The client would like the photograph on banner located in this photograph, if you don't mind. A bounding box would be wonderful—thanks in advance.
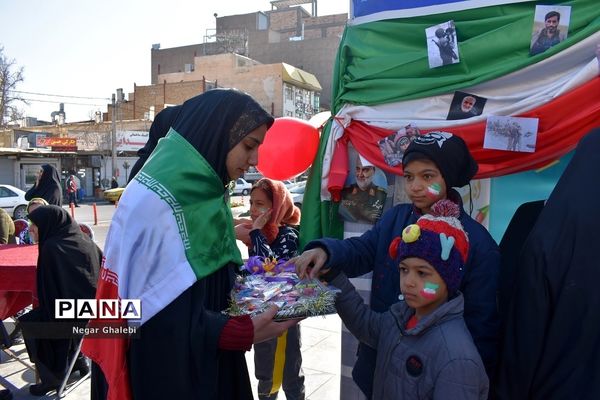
[447,91,487,120]
[530,5,571,56]
[426,20,459,68]
[378,124,421,167]
[455,178,491,229]
[483,115,539,153]
[339,146,388,224]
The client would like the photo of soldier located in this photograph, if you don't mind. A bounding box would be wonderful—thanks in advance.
[530,6,571,56]
[426,20,460,68]
[378,124,420,167]
[339,153,388,224]
[483,115,539,153]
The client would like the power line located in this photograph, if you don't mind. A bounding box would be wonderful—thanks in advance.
[19,97,106,107]
[9,90,110,101]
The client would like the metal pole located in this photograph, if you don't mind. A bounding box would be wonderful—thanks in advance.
[111,93,117,178]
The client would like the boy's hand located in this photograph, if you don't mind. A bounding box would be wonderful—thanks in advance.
[289,248,328,279]
[251,305,302,344]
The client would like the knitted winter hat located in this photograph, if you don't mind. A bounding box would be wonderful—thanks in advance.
[388,200,469,294]
[402,131,478,188]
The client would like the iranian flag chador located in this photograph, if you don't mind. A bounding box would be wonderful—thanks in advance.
[82,129,242,400]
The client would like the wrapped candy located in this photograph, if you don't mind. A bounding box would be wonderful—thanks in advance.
[226,256,340,320]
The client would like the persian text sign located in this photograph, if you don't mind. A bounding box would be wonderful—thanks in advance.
[36,137,77,147]
[116,131,149,152]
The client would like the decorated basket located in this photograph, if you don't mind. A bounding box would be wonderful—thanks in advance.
[225,256,340,321]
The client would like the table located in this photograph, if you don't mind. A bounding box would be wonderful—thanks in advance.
[0,244,38,320]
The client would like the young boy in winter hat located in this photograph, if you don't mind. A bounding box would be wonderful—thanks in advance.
[322,199,489,399]
[295,132,500,398]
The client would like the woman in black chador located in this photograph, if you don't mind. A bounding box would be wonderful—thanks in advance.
[25,164,63,206]
[497,127,600,399]
[20,205,101,396]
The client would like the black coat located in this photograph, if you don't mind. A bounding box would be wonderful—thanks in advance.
[20,206,101,385]
[25,164,63,206]
[497,127,600,399]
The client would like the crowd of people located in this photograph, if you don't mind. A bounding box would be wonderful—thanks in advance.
[1,88,598,400]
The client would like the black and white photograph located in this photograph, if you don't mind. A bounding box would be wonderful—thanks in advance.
[483,115,539,153]
[447,91,487,120]
[530,5,571,56]
[426,20,459,68]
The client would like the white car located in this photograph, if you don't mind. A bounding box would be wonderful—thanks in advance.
[0,184,28,219]
[232,178,252,196]
[289,182,306,209]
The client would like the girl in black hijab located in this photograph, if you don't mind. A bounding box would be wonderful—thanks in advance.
[25,164,63,206]
[86,89,299,400]
[497,127,600,399]
[20,205,101,396]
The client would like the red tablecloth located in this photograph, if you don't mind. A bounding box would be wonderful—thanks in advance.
[0,244,38,320]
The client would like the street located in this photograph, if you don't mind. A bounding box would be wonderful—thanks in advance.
[1,196,341,399]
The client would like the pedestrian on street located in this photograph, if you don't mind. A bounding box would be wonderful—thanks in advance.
[66,174,79,207]
[24,164,62,206]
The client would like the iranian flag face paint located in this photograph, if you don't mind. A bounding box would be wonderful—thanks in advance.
[426,183,442,199]
[420,282,439,299]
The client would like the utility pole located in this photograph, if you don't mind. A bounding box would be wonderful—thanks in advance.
[111,93,117,177]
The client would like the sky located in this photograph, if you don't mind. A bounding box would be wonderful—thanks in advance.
[0,0,349,123]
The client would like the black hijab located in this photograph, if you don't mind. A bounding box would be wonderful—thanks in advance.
[171,88,274,184]
[126,89,271,400]
[25,164,63,206]
[28,205,101,320]
[497,127,600,399]
[128,104,182,183]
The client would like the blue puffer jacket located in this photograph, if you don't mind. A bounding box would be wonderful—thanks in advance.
[305,191,500,397]
[331,273,489,400]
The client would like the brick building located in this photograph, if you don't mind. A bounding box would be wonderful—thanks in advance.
[150,0,346,109]
[106,53,321,122]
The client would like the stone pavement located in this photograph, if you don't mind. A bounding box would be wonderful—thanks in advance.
[0,200,342,399]
[1,315,341,399]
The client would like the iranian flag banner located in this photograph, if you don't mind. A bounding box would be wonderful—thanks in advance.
[82,129,241,400]
[300,0,600,246]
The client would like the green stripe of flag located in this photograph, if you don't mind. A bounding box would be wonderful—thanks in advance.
[137,129,242,279]
[333,0,600,113]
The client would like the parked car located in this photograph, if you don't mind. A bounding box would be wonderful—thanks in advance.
[0,184,28,219]
[103,187,125,203]
[289,182,306,209]
[232,178,252,196]
[243,167,263,183]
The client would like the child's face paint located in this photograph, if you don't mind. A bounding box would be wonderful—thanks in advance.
[426,183,442,199]
[420,282,439,299]
[399,257,449,319]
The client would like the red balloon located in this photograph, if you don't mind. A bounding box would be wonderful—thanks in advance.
[257,117,320,180]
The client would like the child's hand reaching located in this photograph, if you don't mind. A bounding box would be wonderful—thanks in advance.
[252,208,272,230]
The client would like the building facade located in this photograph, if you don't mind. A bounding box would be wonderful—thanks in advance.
[150,3,345,109]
